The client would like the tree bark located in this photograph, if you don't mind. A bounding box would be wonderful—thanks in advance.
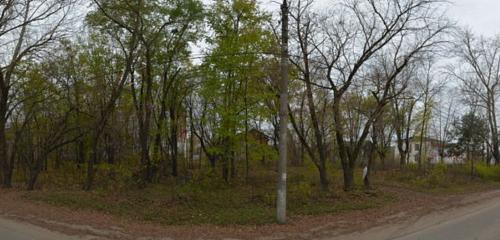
[488,96,500,165]
[0,100,11,188]
[169,106,178,177]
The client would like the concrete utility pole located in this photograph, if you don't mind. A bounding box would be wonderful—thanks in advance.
[277,0,289,224]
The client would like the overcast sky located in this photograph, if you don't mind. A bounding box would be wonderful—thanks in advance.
[259,0,500,37]
[448,0,500,36]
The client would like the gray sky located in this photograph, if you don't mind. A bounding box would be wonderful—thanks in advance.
[448,0,500,37]
[260,0,500,37]
[78,0,500,38]
[196,0,500,62]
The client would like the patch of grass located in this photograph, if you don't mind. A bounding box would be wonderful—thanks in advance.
[476,163,500,181]
[290,191,394,216]
[24,160,494,226]
[24,165,395,226]
[25,186,393,225]
[24,184,277,225]
[381,164,500,194]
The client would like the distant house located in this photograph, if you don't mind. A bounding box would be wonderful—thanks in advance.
[393,137,465,165]
[248,129,271,146]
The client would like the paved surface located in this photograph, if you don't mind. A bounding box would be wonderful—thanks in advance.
[332,193,500,240]
[393,199,500,240]
[0,217,79,240]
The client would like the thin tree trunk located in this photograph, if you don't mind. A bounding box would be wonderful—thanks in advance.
[334,96,354,191]
[170,106,178,177]
[366,125,378,190]
[0,115,11,188]
[418,98,429,170]
[189,106,194,169]
[294,4,329,190]
[84,134,98,191]
[489,98,500,165]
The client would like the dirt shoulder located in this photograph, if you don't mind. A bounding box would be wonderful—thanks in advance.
[2,185,500,240]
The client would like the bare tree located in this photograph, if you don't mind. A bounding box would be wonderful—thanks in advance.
[431,89,458,163]
[391,79,418,168]
[0,0,73,188]
[314,0,449,190]
[288,0,331,190]
[83,0,141,190]
[415,58,445,169]
[451,30,500,165]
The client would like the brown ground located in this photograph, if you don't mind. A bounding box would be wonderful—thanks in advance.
[2,185,500,240]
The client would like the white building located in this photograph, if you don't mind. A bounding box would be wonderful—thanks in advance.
[393,137,465,165]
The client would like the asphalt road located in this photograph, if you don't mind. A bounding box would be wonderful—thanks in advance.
[393,198,500,240]
[332,191,500,240]
[0,217,78,240]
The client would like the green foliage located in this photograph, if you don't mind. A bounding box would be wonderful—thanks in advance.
[36,163,86,190]
[94,163,135,190]
[422,163,448,188]
[198,0,276,161]
[289,181,314,203]
[390,163,448,189]
[452,112,489,156]
[387,163,498,193]
[476,163,500,181]
[4,0,494,229]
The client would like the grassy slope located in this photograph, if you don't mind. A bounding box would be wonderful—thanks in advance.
[21,162,500,225]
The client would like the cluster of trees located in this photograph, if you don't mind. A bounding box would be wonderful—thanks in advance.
[449,31,500,166]
[0,0,498,193]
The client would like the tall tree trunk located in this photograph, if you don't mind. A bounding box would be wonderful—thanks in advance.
[342,161,354,191]
[304,78,329,189]
[396,137,407,168]
[294,5,329,190]
[189,105,194,170]
[488,97,500,165]
[366,125,378,190]
[334,96,354,191]
[289,107,326,189]
[138,122,152,182]
[132,46,154,183]
[230,153,236,178]
[27,154,47,191]
[105,133,115,164]
[222,154,229,183]
[244,75,250,180]
[153,109,166,170]
[0,2,29,188]
[418,99,429,170]
[169,106,178,177]
[84,134,98,191]
[0,108,11,188]
[318,161,328,191]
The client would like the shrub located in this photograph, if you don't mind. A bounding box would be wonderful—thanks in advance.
[397,163,449,189]
[405,163,419,171]
[476,163,500,181]
[94,163,134,190]
[425,163,447,187]
[289,181,314,203]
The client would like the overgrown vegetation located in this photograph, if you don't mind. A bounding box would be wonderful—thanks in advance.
[476,163,500,182]
[384,163,500,194]
[2,0,500,226]
[25,163,395,225]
